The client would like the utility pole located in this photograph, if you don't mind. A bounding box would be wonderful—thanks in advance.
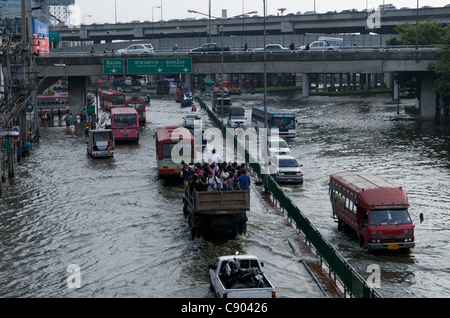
[264,0,269,193]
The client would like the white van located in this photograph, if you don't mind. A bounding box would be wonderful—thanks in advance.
[268,138,291,156]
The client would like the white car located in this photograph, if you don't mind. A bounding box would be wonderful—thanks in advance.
[252,44,290,53]
[270,155,303,183]
[268,138,291,156]
[117,44,155,55]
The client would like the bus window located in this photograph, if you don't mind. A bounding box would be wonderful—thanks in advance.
[271,117,295,129]
[113,114,137,127]
[162,143,193,158]
[369,210,412,226]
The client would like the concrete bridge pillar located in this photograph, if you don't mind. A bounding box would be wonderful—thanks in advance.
[361,73,367,86]
[420,71,436,119]
[185,74,192,92]
[68,76,88,117]
[302,73,309,97]
[330,73,335,88]
[315,74,319,92]
[384,73,393,88]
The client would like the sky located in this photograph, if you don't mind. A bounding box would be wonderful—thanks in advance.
[71,0,450,25]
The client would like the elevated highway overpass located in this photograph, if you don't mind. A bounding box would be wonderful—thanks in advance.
[36,49,439,76]
[35,49,440,118]
[52,7,450,45]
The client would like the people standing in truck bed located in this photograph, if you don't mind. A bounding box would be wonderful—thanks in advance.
[238,169,251,190]
[187,161,249,193]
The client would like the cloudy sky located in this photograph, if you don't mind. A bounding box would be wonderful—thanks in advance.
[71,0,450,24]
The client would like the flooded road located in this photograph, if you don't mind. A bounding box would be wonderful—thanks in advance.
[1,89,449,298]
[239,91,450,298]
[0,93,324,298]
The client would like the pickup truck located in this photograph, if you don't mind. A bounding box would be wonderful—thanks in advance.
[299,37,343,51]
[183,187,249,239]
[182,114,201,129]
[190,43,231,52]
[209,254,276,298]
[87,129,115,158]
[180,92,193,107]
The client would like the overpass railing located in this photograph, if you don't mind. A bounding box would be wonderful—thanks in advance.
[44,45,438,57]
[197,97,382,299]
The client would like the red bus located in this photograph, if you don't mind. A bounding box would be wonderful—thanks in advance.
[37,93,69,114]
[92,80,112,93]
[329,171,415,252]
[111,107,139,141]
[124,96,146,122]
[155,126,196,178]
[100,90,126,110]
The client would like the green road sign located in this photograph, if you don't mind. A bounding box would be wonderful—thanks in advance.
[127,58,192,74]
[49,31,60,42]
[84,105,95,114]
[103,58,124,75]
[1,137,10,153]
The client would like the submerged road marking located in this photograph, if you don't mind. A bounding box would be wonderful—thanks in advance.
[290,259,317,297]
[251,186,317,297]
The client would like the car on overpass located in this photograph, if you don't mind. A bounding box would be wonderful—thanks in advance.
[253,44,290,53]
[299,37,343,51]
[117,44,155,56]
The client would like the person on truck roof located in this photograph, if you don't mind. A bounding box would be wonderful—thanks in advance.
[209,149,221,163]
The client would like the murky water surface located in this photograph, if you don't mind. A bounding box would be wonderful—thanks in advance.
[0,90,448,298]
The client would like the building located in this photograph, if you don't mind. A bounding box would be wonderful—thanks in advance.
[0,0,75,26]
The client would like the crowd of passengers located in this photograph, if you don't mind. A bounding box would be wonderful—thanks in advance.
[182,161,251,192]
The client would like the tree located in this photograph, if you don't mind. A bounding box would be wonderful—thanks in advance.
[385,18,450,46]
[428,34,450,109]
[386,19,450,101]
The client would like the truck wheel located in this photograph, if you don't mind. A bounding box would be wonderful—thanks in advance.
[337,219,343,232]
[188,216,196,240]
[238,223,247,236]
[183,203,188,217]
[359,236,365,248]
